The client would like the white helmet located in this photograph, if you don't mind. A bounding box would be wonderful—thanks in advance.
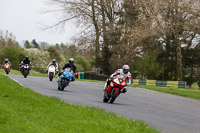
[122,65,130,74]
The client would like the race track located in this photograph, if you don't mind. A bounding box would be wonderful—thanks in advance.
[8,74,200,133]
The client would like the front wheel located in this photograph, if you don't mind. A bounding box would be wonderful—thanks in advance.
[103,91,109,103]
[109,89,119,104]
[6,70,9,74]
[23,70,29,78]
[49,72,54,81]
[61,79,69,91]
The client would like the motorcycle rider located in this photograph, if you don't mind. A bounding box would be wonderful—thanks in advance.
[3,59,11,65]
[103,65,131,93]
[47,59,59,73]
[23,56,31,65]
[58,58,76,81]
[20,56,32,71]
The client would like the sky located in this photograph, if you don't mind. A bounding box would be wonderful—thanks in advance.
[0,0,79,46]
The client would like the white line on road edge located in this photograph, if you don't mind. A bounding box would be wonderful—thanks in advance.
[5,74,24,87]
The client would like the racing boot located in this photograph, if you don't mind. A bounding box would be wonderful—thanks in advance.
[122,87,127,93]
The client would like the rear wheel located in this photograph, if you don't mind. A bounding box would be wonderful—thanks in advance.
[109,89,119,104]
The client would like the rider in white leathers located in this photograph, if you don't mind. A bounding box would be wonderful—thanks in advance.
[47,59,59,73]
[104,65,131,93]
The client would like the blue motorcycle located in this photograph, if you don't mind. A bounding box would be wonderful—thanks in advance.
[58,68,73,91]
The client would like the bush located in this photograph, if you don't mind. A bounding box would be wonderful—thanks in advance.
[75,56,91,71]
[0,46,27,69]
[26,48,51,73]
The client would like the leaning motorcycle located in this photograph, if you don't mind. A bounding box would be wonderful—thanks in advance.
[103,75,127,104]
[58,68,73,91]
[48,65,56,81]
[21,64,30,78]
[4,63,11,74]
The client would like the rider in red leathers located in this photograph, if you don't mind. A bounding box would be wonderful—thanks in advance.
[103,65,131,93]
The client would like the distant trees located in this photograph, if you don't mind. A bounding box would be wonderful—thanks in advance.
[0,30,19,49]
[24,40,31,49]
[32,0,200,84]
[31,39,40,49]
[0,46,27,69]
[47,46,64,62]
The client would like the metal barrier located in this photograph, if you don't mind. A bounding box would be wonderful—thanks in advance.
[132,79,186,89]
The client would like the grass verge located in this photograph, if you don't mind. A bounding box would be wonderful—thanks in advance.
[0,69,49,77]
[130,84,200,100]
[0,74,159,133]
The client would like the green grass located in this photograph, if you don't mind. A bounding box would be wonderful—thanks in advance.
[130,84,200,100]
[0,69,52,77]
[76,78,105,83]
[0,74,159,133]
[0,69,47,77]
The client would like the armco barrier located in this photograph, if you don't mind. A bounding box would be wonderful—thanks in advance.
[77,72,108,81]
[76,73,186,89]
[133,79,186,89]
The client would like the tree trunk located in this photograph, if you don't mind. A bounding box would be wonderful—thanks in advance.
[176,39,182,81]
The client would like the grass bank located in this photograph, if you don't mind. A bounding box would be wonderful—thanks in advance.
[130,84,200,100]
[0,69,48,77]
[0,74,159,133]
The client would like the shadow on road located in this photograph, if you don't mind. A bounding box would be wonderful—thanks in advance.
[96,101,132,106]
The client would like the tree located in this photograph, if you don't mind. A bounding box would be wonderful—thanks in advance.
[24,40,32,49]
[75,55,91,71]
[47,46,64,62]
[31,39,40,49]
[136,50,163,79]
[0,46,27,69]
[0,29,19,49]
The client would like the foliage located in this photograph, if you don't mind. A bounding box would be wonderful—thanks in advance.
[47,46,64,62]
[47,0,200,83]
[24,40,32,49]
[136,50,163,79]
[0,29,19,49]
[0,46,27,69]
[26,48,51,73]
[75,55,91,72]
[31,39,40,49]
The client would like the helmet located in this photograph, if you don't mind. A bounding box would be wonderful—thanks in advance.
[52,59,56,64]
[5,59,8,62]
[69,58,74,64]
[122,65,130,74]
[25,56,29,60]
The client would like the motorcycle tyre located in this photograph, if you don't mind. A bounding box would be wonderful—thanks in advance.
[61,79,69,91]
[49,73,54,81]
[109,89,119,104]
[103,92,109,103]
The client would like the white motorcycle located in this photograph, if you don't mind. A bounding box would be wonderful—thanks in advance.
[48,65,56,81]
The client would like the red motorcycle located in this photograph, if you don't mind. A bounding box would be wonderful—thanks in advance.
[4,63,11,74]
[103,75,127,103]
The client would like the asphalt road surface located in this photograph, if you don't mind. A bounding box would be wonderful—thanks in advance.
[8,74,200,133]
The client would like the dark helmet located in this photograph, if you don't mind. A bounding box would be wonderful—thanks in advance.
[52,59,56,64]
[69,58,74,64]
[25,56,29,60]
[122,65,130,74]
[5,59,8,62]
